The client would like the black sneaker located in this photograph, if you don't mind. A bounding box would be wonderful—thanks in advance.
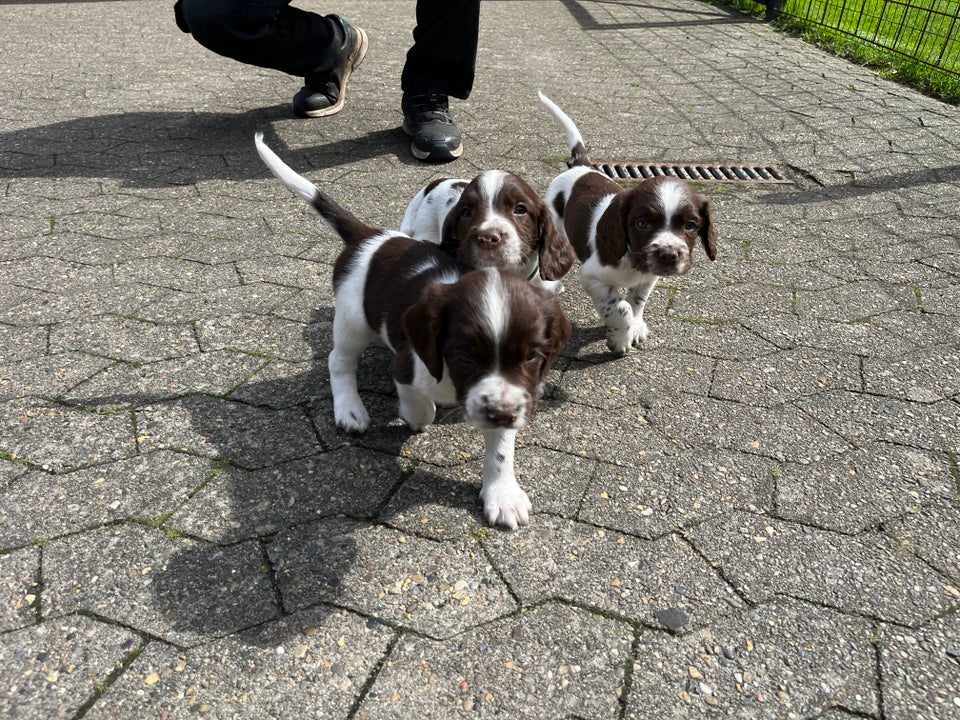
[401,92,464,162]
[293,16,368,118]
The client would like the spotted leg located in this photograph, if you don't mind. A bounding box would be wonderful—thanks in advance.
[478,428,530,530]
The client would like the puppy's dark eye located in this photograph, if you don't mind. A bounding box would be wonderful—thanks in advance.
[524,350,544,366]
[451,348,475,366]
[460,207,473,219]
[637,219,650,230]
[514,203,528,215]
[684,220,698,232]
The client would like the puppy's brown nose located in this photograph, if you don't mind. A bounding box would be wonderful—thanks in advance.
[476,230,502,247]
[657,247,680,263]
[486,406,519,426]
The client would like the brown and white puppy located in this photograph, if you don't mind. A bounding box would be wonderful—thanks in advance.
[255,134,571,529]
[399,171,576,294]
[539,92,717,355]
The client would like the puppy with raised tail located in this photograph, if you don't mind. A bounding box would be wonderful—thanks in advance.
[539,92,717,355]
[254,134,571,529]
[399,171,575,294]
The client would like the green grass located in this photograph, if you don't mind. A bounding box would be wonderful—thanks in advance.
[720,0,960,103]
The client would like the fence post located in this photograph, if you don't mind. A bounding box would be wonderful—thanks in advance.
[765,0,786,21]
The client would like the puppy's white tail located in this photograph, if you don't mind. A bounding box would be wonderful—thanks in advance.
[254,132,373,244]
[538,91,592,168]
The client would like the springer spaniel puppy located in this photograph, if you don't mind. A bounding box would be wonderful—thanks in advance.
[255,134,571,529]
[539,92,718,355]
[399,171,575,294]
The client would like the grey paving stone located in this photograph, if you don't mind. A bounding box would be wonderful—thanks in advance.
[196,312,318,362]
[0,451,215,547]
[268,518,517,639]
[796,390,960,453]
[1,277,168,327]
[0,398,136,472]
[711,347,862,408]
[383,446,597,540]
[560,350,715,410]
[626,598,878,718]
[794,280,918,322]
[918,278,960,317]
[380,464,490,541]
[43,523,279,647]
[0,547,38,631]
[485,516,737,630]
[872,310,960,350]
[0,323,47,364]
[49,315,199,363]
[670,281,798,323]
[114,255,241,293]
[135,396,322,469]
[133,281,299,324]
[775,444,955,532]
[235,254,334,289]
[515,397,680,466]
[0,615,141,719]
[87,607,394,720]
[742,312,922,358]
[686,511,956,626]
[227,358,330,408]
[169,447,407,543]
[580,450,774,539]
[646,393,852,464]
[653,318,784,362]
[862,345,960,402]
[885,504,960,582]
[355,603,632,720]
[64,350,268,410]
[0,351,111,402]
[879,612,960,720]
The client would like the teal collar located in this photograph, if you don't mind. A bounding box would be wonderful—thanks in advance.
[524,257,541,281]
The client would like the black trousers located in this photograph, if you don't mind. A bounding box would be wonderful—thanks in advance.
[175,0,480,99]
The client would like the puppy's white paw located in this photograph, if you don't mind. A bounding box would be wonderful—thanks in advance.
[480,482,531,530]
[631,318,649,346]
[397,384,436,432]
[606,326,633,356]
[400,402,435,432]
[333,398,370,433]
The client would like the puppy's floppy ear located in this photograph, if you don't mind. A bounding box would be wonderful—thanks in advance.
[698,196,718,261]
[438,202,462,258]
[536,205,576,281]
[592,194,630,266]
[401,285,448,381]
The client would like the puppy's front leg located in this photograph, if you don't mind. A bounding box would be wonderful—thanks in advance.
[581,275,633,355]
[479,428,530,530]
[396,382,436,431]
[627,274,660,347]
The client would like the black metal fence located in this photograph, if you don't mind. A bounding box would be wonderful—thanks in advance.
[757,0,959,79]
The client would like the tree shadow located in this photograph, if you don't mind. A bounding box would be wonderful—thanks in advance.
[69,305,501,647]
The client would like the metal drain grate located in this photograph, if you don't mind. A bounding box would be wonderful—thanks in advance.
[593,162,792,184]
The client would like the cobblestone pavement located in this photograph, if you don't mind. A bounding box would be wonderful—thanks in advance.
[2,1,959,718]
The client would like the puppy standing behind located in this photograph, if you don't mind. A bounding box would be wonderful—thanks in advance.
[399,171,576,294]
[539,92,717,355]
[254,134,571,529]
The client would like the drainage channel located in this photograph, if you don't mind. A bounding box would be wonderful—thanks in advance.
[593,162,792,184]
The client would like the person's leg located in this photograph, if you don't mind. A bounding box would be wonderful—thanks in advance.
[401,0,479,99]
[400,0,481,162]
[176,0,367,117]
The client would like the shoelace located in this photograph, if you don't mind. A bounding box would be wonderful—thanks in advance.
[405,93,455,125]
